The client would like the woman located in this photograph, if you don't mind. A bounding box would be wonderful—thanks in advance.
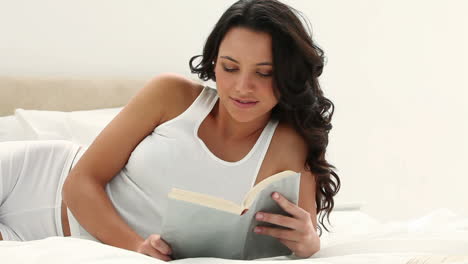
[0,0,340,260]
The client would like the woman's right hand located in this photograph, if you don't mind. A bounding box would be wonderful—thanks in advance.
[136,234,173,261]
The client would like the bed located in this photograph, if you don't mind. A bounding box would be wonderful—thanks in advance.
[1,76,467,263]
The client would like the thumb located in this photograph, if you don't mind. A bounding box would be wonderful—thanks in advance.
[150,236,172,255]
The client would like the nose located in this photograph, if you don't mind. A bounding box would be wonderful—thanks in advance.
[235,72,254,95]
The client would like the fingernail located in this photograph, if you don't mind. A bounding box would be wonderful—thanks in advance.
[273,192,279,199]
[256,213,263,220]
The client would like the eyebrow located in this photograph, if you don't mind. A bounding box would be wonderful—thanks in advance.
[220,55,272,66]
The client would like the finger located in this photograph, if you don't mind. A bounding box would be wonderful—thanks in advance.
[143,247,172,261]
[254,226,301,242]
[255,212,301,230]
[150,237,173,256]
[271,192,308,220]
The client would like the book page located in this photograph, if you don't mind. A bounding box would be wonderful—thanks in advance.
[167,170,299,215]
[242,170,299,209]
[168,188,243,214]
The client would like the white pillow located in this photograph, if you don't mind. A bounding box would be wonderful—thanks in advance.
[0,115,36,142]
[14,107,122,146]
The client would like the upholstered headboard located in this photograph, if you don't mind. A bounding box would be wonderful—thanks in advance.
[0,76,147,116]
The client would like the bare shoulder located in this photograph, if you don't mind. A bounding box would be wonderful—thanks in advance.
[144,73,204,123]
[270,122,309,172]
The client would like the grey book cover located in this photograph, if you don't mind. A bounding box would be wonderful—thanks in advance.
[160,171,301,260]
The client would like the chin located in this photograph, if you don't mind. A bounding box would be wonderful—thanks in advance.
[224,107,251,122]
[230,113,256,123]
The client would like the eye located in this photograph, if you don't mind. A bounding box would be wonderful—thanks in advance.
[223,66,238,72]
[257,71,272,78]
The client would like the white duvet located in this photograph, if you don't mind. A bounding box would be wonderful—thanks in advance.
[1,109,468,263]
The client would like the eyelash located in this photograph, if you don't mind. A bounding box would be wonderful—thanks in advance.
[222,66,272,78]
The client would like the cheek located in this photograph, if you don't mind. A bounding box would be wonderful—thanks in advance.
[215,67,232,86]
[214,69,232,99]
[216,69,233,83]
[260,81,277,100]
[267,89,279,109]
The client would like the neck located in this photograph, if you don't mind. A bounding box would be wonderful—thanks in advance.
[211,101,271,142]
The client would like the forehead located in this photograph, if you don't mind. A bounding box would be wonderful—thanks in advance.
[218,27,272,63]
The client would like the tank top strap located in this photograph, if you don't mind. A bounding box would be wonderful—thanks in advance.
[154,85,217,131]
[186,86,218,125]
[249,118,280,187]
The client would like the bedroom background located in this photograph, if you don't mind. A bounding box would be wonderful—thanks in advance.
[0,0,466,223]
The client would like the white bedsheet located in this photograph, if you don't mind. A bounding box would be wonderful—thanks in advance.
[1,209,467,263]
[0,237,451,264]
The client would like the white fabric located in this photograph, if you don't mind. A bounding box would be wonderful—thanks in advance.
[13,107,122,146]
[0,140,81,241]
[68,86,280,241]
[1,209,468,263]
[0,223,20,241]
[0,115,32,142]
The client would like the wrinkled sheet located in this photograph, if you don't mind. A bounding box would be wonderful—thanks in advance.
[1,209,467,264]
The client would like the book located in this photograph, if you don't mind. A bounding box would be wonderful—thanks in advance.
[160,170,301,260]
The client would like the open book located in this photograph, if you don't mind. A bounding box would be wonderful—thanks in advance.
[161,170,301,260]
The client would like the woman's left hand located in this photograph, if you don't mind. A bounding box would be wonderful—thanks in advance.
[253,192,320,258]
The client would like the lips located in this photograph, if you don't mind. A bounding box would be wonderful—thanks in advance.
[230,97,259,108]
[231,97,258,104]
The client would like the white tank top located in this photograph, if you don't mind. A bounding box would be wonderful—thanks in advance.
[68,85,279,240]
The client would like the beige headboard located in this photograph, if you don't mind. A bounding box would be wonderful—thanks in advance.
[0,76,147,116]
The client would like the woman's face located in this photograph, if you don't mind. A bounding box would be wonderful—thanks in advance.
[214,27,278,123]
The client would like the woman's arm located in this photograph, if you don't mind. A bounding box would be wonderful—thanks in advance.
[62,73,190,253]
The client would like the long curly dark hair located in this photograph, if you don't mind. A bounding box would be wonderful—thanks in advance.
[189,0,340,235]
